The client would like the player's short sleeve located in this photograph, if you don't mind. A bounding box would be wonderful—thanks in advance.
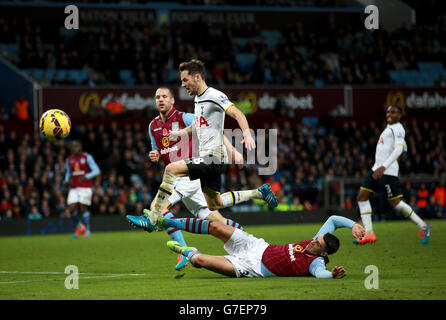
[182,113,194,127]
[148,120,158,151]
[214,91,234,112]
[393,124,407,151]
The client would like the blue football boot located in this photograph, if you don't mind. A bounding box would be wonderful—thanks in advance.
[126,211,156,233]
[258,184,278,208]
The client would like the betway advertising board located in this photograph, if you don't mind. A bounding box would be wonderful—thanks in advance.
[41,87,344,117]
[41,86,446,123]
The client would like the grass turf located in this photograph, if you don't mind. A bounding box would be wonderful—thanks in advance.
[0,219,445,300]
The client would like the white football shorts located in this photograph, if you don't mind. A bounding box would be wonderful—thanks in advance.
[223,228,270,278]
[67,187,93,206]
[169,176,212,220]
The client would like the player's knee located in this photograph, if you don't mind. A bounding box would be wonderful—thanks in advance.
[389,198,401,208]
[165,163,175,174]
[207,221,224,234]
[357,193,368,202]
[190,254,204,268]
[207,203,220,211]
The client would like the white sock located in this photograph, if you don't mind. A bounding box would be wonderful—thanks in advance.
[394,201,427,230]
[358,200,374,234]
[152,171,176,217]
[220,190,262,208]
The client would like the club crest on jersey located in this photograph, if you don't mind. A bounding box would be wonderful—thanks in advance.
[162,137,170,147]
[219,95,229,103]
[293,244,303,252]
[80,158,85,164]
[162,128,168,136]
[172,122,179,131]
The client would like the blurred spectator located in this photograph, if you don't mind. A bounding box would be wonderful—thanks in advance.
[342,195,353,210]
[416,183,430,218]
[106,95,125,116]
[0,107,10,120]
[12,95,29,120]
[27,206,43,220]
[431,181,446,218]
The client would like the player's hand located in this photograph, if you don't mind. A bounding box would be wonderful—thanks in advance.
[331,266,346,279]
[233,148,244,169]
[352,223,365,239]
[372,166,386,179]
[241,132,256,151]
[149,150,160,162]
[168,130,181,141]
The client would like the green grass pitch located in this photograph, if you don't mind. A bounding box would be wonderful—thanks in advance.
[1,219,445,300]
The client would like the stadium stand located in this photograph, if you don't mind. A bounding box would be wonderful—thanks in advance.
[0,0,445,87]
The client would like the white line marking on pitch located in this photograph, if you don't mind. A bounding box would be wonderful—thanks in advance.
[0,271,146,284]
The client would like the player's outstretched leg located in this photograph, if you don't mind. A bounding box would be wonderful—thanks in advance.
[167,241,199,259]
[161,211,190,270]
[157,216,211,234]
[219,184,278,209]
[392,199,431,244]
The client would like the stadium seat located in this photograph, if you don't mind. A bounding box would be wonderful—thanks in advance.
[302,117,318,129]
[0,42,19,59]
[260,30,282,49]
[235,53,257,73]
[119,69,134,85]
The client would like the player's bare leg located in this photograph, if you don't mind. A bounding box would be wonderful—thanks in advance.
[202,187,223,211]
[187,254,236,277]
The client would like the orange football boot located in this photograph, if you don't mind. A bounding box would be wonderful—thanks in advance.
[74,224,86,238]
[353,233,377,244]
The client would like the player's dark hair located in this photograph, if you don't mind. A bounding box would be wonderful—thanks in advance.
[71,140,82,149]
[388,104,404,115]
[323,233,340,255]
[179,59,205,79]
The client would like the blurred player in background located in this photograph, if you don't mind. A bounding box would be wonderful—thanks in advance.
[131,86,276,270]
[142,59,277,226]
[64,140,100,238]
[135,214,365,279]
[355,105,431,244]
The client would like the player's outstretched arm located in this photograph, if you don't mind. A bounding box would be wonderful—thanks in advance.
[313,215,365,240]
[168,124,192,141]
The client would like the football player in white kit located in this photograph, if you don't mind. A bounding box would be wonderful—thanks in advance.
[144,87,274,270]
[127,59,278,230]
[355,105,431,244]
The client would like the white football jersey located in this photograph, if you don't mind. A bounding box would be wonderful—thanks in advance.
[193,87,234,163]
[372,122,407,176]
